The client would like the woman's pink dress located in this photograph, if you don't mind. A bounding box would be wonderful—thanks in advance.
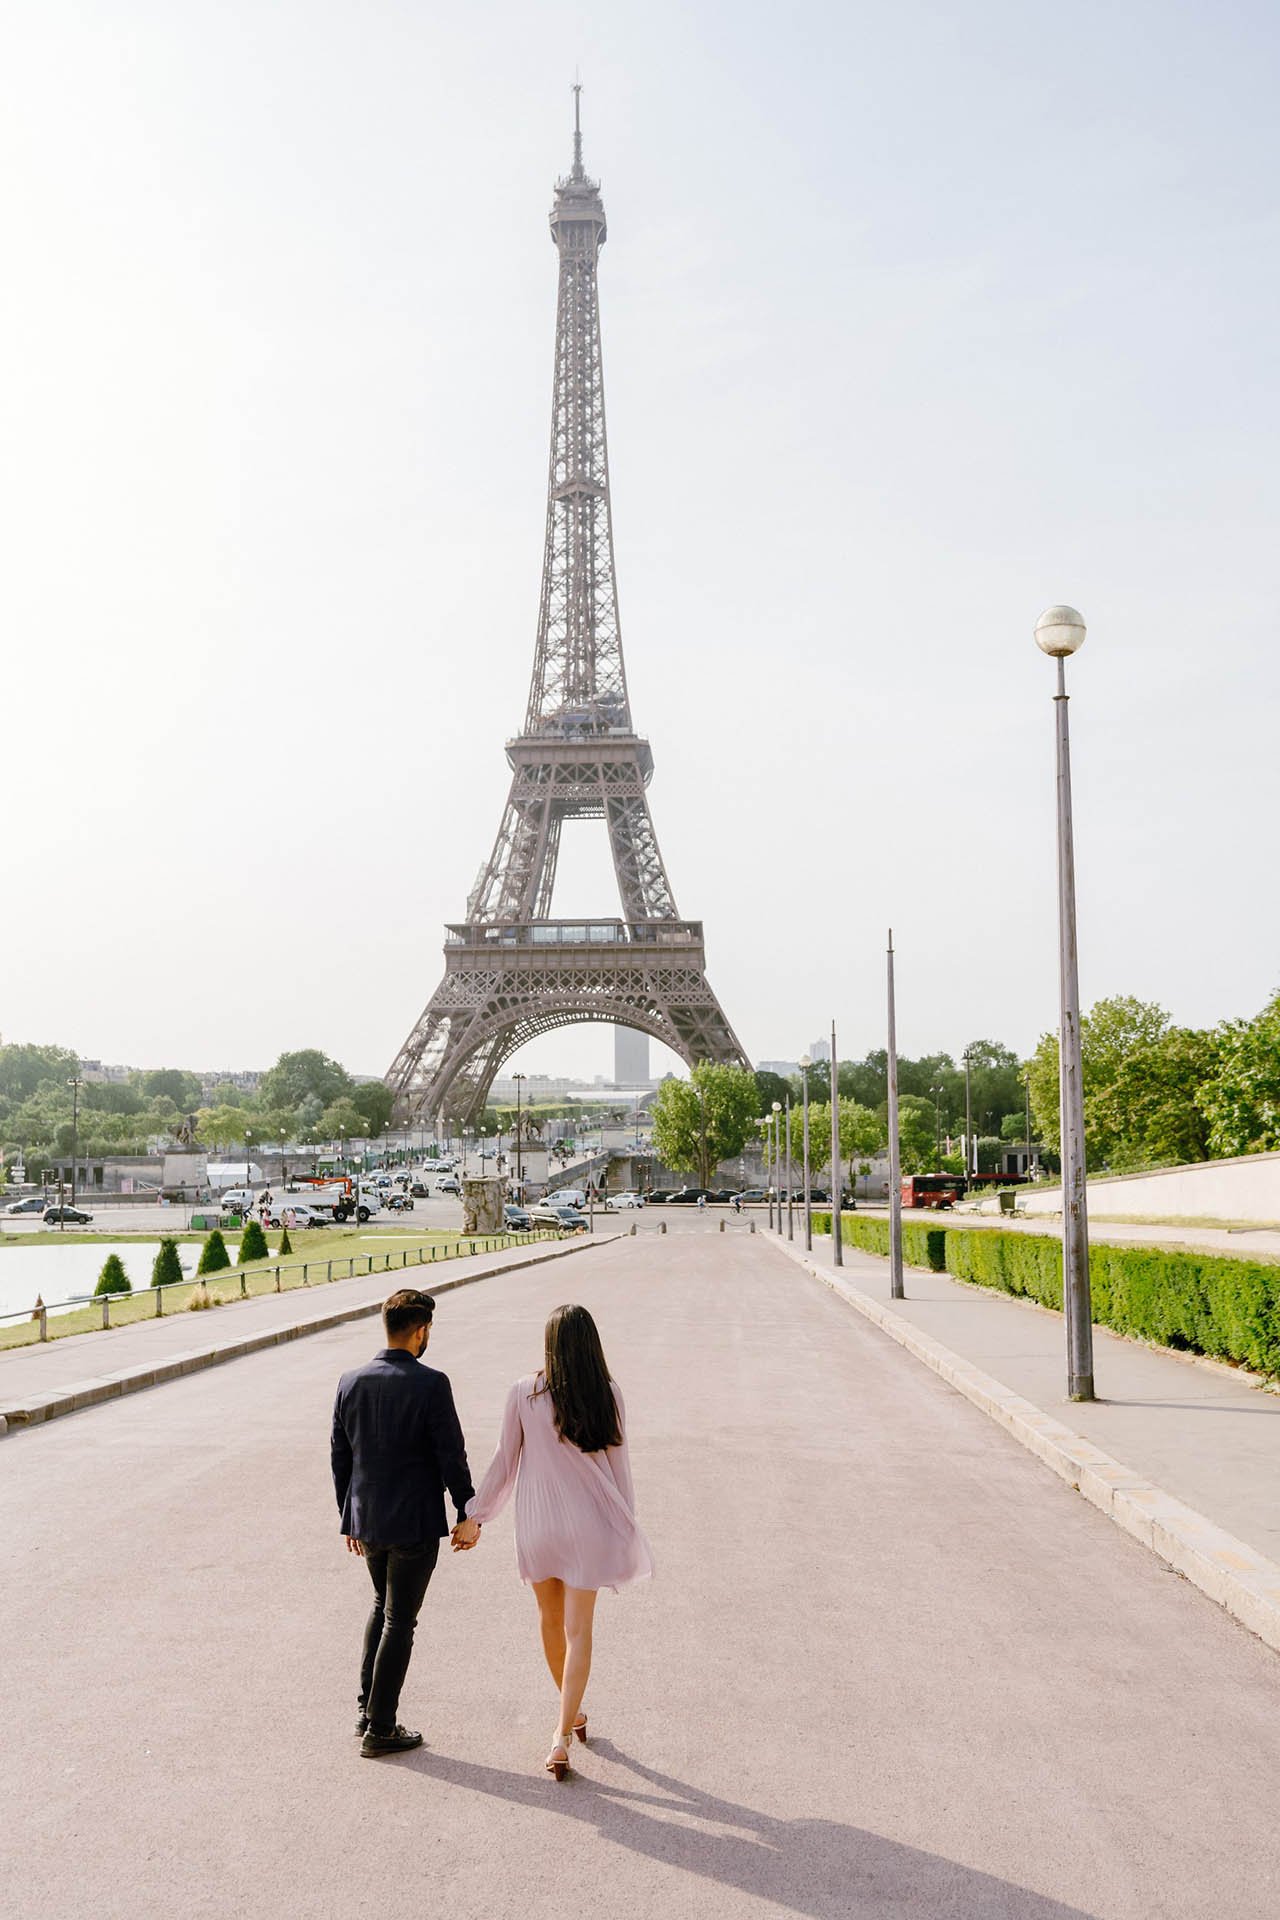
[466,1374,653,1591]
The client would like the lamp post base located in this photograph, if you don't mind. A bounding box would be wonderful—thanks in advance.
[1068,1374,1095,1402]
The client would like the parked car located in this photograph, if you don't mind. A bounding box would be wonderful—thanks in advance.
[647,1189,675,1203]
[42,1205,94,1225]
[529,1203,589,1232]
[604,1191,644,1211]
[504,1204,533,1231]
[734,1189,768,1205]
[667,1188,712,1205]
[5,1195,48,1215]
[436,1175,461,1196]
[268,1202,329,1230]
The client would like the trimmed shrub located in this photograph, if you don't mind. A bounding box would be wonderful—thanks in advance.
[238,1218,269,1263]
[813,1212,947,1273]
[94,1253,131,1296]
[198,1228,231,1276]
[811,1212,1280,1378]
[277,1225,293,1256]
[152,1238,185,1288]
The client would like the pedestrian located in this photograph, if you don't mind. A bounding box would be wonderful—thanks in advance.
[331,1288,475,1757]
[452,1303,651,1782]
[697,1191,706,1213]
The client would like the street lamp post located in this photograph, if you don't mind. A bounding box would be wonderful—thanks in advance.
[770,1101,782,1231]
[930,1083,944,1170]
[887,929,904,1299]
[963,1048,974,1183]
[798,1054,813,1252]
[784,1095,794,1241]
[67,1075,81,1210]
[1024,1069,1034,1180]
[1036,603,1094,1401]
[830,1019,842,1268]
[513,1073,526,1200]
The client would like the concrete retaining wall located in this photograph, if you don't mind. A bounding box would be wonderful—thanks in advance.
[1011,1149,1280,1223]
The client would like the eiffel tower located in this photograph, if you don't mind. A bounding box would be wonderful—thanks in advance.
[386,92,747,1129]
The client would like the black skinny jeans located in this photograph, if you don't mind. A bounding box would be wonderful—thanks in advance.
[359,1538,441,1733]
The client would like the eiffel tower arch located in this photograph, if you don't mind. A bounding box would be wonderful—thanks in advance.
[386,93,747,1129]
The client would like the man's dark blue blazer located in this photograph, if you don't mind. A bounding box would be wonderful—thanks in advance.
[331,1349,476,1548]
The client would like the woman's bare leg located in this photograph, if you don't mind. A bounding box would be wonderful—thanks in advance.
[556,1586,598,1743]
[532,1578,566,1688]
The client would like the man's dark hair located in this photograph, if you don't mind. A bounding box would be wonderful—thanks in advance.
[382,1288,436,1339]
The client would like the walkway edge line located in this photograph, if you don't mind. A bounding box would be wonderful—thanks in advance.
[769,1232,1280,1656]
[0,1235,615,1437]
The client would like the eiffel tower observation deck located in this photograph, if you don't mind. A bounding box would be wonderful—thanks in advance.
[386,91,747,1128]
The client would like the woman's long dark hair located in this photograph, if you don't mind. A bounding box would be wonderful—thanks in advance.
[538,1304,622,1454]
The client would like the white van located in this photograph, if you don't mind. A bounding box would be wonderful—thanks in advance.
[553,1189,587,1209]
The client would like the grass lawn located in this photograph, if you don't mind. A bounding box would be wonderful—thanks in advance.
[0,1225,554,1352]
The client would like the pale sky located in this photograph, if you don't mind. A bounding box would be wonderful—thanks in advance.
[2,0,1278,1083]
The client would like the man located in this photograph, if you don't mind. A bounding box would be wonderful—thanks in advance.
[331,1288,475,1757]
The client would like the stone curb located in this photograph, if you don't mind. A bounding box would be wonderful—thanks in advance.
[0,1234,615,1438]
[768,1231,1280,1656]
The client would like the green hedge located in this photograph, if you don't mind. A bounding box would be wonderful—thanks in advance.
[812,1211,1280,1377]
[812,1212,947,1273]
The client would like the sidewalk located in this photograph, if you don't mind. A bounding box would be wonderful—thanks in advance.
[0,1233,613,1431]
[773,1225,1280,1648]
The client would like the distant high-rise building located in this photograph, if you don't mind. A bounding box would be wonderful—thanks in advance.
[614,1025,649,1085]
[809,1038,831,1063]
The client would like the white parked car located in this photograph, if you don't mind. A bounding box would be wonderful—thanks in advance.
[268,1202,330,1230]
[605,1191,645,1210]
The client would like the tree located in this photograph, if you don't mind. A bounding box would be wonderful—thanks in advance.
[753,1070,791,1116]
[321,1098,367,1142]
[788,1099,885,1185]
[238,1219,269,1263]
[278,1225,293,1256]
[351,1080,394,1137]
[259,1050,353,1112]
[197,1229,231,1275]
[196,1105,253,1149]
[1198,992,1280,1158]
[1091,1026,1218,1170]
[139,1068,204,1110]
[94,1252,131,1296]
[152,1239,185,1288]
[896,1096,938,1174]
[651,1063,760,1188]
[1028,996,1172,1165]
[0,1042,79,1107]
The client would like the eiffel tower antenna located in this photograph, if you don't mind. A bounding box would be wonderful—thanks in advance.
[385,108,747,1131]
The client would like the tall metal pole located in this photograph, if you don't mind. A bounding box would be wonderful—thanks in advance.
[800,1061,812,1252]
[785,1096,794,1241]
[1025,1070,1033,1180]
[514,1073,525,1198]
[887,930,904,1299]
[1053,648,1094,1399]
[771,1103,782,1230]
[68,1075,81,1207]
[963,1050,973,1183]
[830,1019,843,1267]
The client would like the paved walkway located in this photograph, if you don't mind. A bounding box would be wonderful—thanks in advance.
[798,1223,1280,1563]
[4,1232,1280,1917]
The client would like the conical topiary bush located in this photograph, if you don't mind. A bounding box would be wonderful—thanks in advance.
[198,1228,231,1275]
[94,1253,131,1296]
[152,1238,185,1288]
[277,1225,293,1256]
[238,1218,269,1263]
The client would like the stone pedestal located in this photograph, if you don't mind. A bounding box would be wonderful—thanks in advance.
[463,1176,504,1235]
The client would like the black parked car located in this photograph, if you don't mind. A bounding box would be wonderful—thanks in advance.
[504,1204,532,1231]
[42,1205,94,1225]
[667,1188,713,1205]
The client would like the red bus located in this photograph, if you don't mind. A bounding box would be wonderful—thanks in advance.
[901,1174,966,1210]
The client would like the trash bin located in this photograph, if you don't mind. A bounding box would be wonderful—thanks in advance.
[998,1189,1017,1216]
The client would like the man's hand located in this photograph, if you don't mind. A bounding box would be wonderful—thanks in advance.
[345,1536,365,1557]
[451,1518,481,1551]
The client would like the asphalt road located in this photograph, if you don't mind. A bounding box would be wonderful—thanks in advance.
[3,1232,1279,1919]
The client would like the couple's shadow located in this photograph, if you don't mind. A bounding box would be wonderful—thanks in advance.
[403,1736,1096,1919]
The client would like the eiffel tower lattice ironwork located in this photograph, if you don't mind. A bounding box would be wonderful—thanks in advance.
[386,93,748,1129]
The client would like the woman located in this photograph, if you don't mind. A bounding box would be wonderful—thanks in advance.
[454,1303,652,1780]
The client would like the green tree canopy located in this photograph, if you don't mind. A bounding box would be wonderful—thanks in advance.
[196,1105,254,1149]
[259,1050,353,1112]
[322,1098,368,1143]
[753,1070,792,1116]
[351,1080,394,1136]
[1198,991,1280,1158]
[651,1063,760,1188]
[138,1068,204,1110]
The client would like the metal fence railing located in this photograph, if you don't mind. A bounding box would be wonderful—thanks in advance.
[0,1230,562,1350]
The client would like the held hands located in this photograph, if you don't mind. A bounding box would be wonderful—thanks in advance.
[451,1517,482,1552]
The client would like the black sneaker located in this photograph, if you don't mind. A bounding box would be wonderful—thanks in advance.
[360,1724,423,1757]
